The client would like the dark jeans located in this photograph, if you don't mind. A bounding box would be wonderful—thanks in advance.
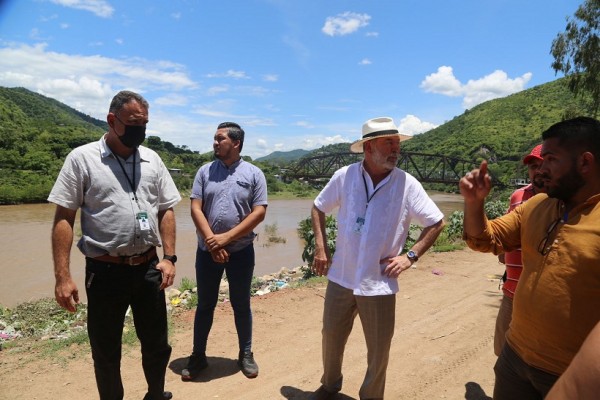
[493,343,559,400]
[193,244,255,355]
[85,257,171,400]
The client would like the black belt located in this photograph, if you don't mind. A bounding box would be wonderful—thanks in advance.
[91,247,157,266]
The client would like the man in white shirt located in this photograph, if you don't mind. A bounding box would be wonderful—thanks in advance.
[310,117,445,400]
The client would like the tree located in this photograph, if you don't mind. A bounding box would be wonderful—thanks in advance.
[550,0,600,117]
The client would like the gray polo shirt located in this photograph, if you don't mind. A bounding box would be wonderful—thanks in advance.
[191,158,267,253]
[48,135,181,257]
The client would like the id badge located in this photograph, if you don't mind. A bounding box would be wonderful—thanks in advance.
[353,216,365,234]
[137,211,150,231]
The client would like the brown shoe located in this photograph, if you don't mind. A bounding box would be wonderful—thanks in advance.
[310,385,338,400]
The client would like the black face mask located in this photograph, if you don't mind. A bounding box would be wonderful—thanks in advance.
[114,116,146,148]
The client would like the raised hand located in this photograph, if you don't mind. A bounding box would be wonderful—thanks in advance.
[459,160,492,202]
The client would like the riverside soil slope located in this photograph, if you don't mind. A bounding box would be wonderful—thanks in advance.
[0,248,501,400]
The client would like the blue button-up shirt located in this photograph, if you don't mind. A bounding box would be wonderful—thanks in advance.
[191,159,267,253]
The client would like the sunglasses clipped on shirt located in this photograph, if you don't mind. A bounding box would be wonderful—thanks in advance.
[537,217,563,256]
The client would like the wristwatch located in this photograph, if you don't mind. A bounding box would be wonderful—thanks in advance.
[406,250,419,262]
[163,254,178,264]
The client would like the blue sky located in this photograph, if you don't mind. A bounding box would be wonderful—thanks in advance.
[0,0,579,158]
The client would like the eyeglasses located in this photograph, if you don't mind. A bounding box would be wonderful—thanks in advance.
[537,217,562,256]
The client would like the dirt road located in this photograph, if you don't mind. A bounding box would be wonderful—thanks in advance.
[0,248,501,399]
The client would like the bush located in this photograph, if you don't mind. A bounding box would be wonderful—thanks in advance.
[178,277,196,292]
[297,215,337,279]
[446,211,465,241]
[485,199,508,219]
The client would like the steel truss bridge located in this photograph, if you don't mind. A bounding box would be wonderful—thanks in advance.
[286,151,479,185]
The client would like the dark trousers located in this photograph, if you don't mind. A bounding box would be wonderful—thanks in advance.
[85,257,171,400]
[493,343,559,400]
[193,244,255,355]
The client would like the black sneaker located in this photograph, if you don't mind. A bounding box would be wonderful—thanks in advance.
[238,351,259,378]
[181,353,208,381]
[142,391,173,400]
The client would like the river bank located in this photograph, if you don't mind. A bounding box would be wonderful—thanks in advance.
[0,248,500,400]
[0,193,463,308]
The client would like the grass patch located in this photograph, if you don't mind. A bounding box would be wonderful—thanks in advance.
[267,189,320,200]
[290,275,328,288]
[179,277,196,292]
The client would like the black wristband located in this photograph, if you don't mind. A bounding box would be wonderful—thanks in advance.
[163,254,177,264]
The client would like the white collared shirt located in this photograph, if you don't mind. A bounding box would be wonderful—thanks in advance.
[314,162,444,296]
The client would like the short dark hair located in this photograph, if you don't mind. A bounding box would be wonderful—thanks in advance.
[542,116,600,161]
[109,90,149,114]
[218,121,245,152]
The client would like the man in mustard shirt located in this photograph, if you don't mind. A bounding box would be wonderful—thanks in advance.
[460,116,600,399]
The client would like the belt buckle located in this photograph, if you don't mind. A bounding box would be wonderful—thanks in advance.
[124,255,139,266]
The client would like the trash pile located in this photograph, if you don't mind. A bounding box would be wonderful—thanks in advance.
[0,265,311,348]
[165,266,306,310]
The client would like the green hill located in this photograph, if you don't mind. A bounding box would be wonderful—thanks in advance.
[0,87,213,204]
[295,78,588,185]
[0,78,592,204]
[255,149,310,164]
[402,78,587,183]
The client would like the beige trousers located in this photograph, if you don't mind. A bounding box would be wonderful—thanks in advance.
[320,281,396,399]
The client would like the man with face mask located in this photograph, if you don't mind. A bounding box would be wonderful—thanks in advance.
[48,90,181,400]
[460,116,600,399]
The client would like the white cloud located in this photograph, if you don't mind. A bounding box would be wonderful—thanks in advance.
[148,110,215,152]
[257,138,268,149]
[262,74,279,82]
[206,85,229,96]
[154,93,189,107]
[205,69,249,79]
[29,28,49,41]
[420,66,463,97]
[49,0,114,18]
[462,70,532,109]
[60,23,70,29]
[294,120,315,129]
[366,32,379,37]
[302,134,348,148]
[322,12,371,37]
[420,66,532,109]
[115,38,123,45]
[171,12,182,20]
[235,85,275,97]
[359,58,372,66]
[397,115,438,135]
[0,43,196,118]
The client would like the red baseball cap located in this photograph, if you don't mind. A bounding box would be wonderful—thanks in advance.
[523,144,543,165]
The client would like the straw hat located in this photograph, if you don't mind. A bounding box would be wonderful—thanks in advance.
[350,117,412,153]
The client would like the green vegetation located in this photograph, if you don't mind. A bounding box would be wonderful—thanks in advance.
[1,75,594,204]
[179,276,197,292]
[255,148,310,165]
[0,296,168,357]
[551,0,600,117]
[297,214,338,279]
